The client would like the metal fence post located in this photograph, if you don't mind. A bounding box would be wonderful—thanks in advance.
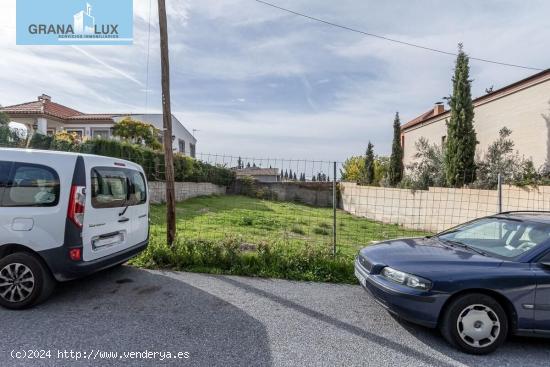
[497,173,503,213]
[333,161,337,256]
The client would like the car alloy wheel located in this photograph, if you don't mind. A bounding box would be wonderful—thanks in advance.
[0,263,35,303]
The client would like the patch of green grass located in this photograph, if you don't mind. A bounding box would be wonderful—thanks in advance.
[135,195,430,283]
[313,227,330,236]
[290,226,305,235]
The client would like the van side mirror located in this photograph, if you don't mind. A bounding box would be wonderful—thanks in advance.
[541,262,550,269]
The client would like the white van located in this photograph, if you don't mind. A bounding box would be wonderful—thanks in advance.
[0,148,149,309]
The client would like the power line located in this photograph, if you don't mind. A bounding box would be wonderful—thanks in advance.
[253,0,544,71]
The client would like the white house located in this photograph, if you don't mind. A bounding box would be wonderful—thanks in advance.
[0,94,197,157]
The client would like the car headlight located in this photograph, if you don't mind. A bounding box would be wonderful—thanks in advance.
[381,267,432,290]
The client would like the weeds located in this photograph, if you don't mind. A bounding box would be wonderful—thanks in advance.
[131,236,355,283]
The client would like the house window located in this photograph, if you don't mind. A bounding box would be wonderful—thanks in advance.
[190,143,196,158]
[92,129,110,140]
[178,139,185,154]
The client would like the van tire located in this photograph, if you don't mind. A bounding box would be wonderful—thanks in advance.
[0,252,55,310]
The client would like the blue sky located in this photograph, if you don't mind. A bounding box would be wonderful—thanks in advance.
[1,0,549,161]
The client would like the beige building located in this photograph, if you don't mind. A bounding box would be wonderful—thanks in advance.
[401,69,550,169]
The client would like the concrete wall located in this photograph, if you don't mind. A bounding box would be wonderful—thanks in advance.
[402,77,550,168]
[231,180,334,207]
[149,181,226,204]
[340,182,550,233]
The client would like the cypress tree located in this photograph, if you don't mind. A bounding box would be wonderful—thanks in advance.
[388,112,404,186]
[364,141,375,185]
[445,43,477,186]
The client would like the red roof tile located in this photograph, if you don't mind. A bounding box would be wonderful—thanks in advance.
[0,96,113,122]
[67,114,115,121]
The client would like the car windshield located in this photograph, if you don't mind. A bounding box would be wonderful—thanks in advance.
[437,217,550,258]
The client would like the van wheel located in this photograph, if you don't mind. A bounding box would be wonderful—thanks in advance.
[440,293,508,355]
[0,253,55,310]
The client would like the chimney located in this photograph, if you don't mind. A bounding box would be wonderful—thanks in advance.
[433,102,444,116]
[38,94,51,102]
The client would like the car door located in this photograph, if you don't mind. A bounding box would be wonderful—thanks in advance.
[124,169,149,245]
[82,166,133,261]
[0,161,13,244]
[533,251,550,333]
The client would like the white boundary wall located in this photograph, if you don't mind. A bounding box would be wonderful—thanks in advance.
[340,182,550,233]
[148,181,226,204]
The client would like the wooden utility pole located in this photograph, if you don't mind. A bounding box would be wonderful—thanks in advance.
[158,0,176,246]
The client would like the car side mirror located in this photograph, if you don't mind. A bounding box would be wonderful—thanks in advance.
[541,262,550,269]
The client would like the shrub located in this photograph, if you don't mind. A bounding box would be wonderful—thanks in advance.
[28,133,53,149]
[111,117,162,150]
[131,237,355,283]
[473,127,544,189]
[236,177,278,200]
[400,137,446,190]
[23,136,235,186]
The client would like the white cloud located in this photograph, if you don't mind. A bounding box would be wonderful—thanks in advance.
[1,0,549,163]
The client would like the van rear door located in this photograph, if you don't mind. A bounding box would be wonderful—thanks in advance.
[82,164,148,262]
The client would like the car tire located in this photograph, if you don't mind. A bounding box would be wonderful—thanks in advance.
[440,293,508,355]
[0,252,56,310]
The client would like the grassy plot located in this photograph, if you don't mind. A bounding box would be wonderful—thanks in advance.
[132,195,429,283]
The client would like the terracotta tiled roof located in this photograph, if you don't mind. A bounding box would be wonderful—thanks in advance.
[0,95,113,122]
[400,108,441,130]
[67,114,115,121]
[401,68,550,131]
[1,99,83,120]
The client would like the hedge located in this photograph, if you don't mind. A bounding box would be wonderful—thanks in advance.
[25,135,235,187]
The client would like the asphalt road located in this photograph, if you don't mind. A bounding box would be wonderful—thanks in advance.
[0,266,548,367]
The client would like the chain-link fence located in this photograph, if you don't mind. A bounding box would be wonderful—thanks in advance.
[3,136,550,258]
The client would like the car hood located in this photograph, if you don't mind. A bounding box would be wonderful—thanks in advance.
[358,237,503,277]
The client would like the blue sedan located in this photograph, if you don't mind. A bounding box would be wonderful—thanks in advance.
[355,211,550,354]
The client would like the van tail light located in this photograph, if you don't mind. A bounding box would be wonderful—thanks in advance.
[69,248,82,261]
[68,185,86,228]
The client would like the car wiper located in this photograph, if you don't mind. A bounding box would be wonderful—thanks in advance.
[440,239,489,257]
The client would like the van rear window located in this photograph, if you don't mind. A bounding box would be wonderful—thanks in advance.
[91,167,147,208]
